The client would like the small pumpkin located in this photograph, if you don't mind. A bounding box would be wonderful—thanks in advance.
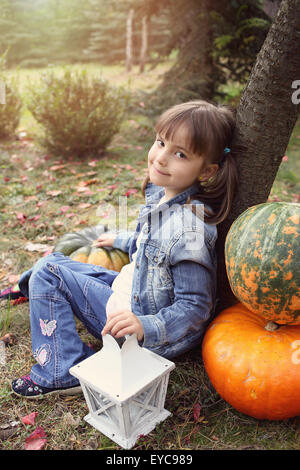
[225,202,300,325]
[202,303,300,420]
[54,225,129,272]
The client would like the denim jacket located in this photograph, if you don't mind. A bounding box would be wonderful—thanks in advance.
[112,181,217,359]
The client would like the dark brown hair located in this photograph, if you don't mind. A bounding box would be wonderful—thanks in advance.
[142,100,239,225]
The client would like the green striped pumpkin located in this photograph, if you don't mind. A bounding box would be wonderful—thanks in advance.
[225,202,300,325]
[54,224,129,272]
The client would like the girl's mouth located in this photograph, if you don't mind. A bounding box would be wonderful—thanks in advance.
[154,166,169,176]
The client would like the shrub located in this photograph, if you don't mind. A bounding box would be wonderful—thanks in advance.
[0,52,22,139]
[26,67,130,158]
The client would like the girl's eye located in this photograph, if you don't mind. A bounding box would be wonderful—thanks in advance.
[175,151,186,159]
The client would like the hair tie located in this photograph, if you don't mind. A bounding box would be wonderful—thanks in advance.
[219,147,230,168]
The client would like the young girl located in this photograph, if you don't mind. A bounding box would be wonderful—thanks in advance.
[10,99,238,398]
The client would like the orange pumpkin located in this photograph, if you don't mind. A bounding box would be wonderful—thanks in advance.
[202,303,300,420]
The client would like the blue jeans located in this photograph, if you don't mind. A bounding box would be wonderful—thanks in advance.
[18,253,118,388]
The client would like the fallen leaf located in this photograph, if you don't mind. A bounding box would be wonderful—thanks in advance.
[0,333,16,346]
[24,427,47,450]
[77,203,92,210]
[25,242,52,253]
[124,189,138,197]
[78,178,98,187]
[64,412,81,427]
[8,274,20,284]
[16,213,26,223]
[77,190,94,197]
[0,426,18,441]
[76,186,91,193]
[22,412,38,426]
[193,403,201,422]
[47,190,62,197]
[60,206,71,213]
[50,164,67,171]
[12,297,28,305]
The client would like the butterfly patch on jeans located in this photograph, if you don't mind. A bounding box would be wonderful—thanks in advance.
[40,319,57,337]
[34,344,51,367]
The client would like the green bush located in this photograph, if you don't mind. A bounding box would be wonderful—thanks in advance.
[26,67,130,158]
[0,53,22,139]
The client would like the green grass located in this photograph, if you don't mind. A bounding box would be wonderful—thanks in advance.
[0,63,300,450]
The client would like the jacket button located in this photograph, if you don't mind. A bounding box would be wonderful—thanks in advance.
[134,294,139,302]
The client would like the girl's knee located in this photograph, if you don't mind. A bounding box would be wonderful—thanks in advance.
[32,252,66,273]
[29,256,64,295]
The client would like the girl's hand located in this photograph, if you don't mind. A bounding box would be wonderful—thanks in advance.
[102,310,144,342]
[92,233,116,248]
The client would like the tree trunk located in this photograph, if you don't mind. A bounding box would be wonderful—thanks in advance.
[126,9,134,73]
[147,0,219,113]
[0,80,5,105]
[216,0,300,312]
[139,15,148,74]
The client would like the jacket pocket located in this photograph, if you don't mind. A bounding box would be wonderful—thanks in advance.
[144,244,175,308]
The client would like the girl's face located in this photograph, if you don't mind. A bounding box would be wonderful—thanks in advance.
[148,125,217,201]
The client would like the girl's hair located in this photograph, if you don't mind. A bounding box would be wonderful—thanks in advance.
[141,100,239,225]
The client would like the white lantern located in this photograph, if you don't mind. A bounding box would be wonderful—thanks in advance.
[69,334,175,449]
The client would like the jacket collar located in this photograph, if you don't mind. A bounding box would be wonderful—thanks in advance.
[139,181,201,224]
[145,181,200,206]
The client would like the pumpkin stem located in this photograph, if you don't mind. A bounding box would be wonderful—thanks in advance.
[264,321,280,331]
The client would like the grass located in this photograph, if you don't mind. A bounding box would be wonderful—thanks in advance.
[0,63,300,451]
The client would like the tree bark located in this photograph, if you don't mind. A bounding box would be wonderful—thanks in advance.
[216,0,300,312]
[126,9,134,73]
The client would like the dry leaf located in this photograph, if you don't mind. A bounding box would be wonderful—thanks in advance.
[47,190,62,197]
[64,412,81,427]
[24,427,47,450]
[25,242,52,253]
[78,178,98,187]
[22,412,38,426]
[193,403,201,422]
[60,206,71,213]
[0,333,16,346]
[8,274,20,284]
[124,189,138,197]
[50,164,67,171]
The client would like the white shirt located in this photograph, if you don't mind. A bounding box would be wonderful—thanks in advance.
[105,195,166,317]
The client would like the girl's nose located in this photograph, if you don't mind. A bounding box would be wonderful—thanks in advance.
[156,148,168,165]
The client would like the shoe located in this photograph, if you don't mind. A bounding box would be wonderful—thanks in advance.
[11,375,82,399]
[0,284,23,300]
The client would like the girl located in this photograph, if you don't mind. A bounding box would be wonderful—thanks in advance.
[11,100,238,398]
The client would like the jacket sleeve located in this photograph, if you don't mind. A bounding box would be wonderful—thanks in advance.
[112,230,136,254]
[138,238,216,350]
